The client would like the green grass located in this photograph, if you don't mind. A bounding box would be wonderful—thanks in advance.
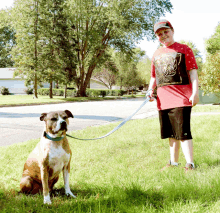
[1,112,220,212]
[0,94,144,107]
[193,104,220,112]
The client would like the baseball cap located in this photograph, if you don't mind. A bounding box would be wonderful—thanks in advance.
[154,19,173,34]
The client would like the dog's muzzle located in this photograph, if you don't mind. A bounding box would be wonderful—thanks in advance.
[60,121,67,131]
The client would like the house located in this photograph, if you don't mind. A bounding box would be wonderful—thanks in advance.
[0,68,27,94]
[0,68,109,94]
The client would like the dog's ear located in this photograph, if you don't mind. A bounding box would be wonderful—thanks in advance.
[64,110,74,118]
[40,113,47,121]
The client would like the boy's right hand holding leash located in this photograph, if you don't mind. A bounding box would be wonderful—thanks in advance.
[146,89,155,102]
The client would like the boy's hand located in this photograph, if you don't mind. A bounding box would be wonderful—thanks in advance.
[146,89,155,102]
[189,93,199,107]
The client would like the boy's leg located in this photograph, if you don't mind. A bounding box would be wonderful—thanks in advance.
[169,138,180,165]
[181,139,194,166]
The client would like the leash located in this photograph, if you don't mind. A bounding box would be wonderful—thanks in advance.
[66,97,150,141]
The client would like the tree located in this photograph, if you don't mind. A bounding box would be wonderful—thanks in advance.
[12,0,78,98]
[200,52,220,94]
[36,0,77,98]
[206,23,220,55]
[12,0,41,98]
[136,55,151,87]
[92,59,118,89]
[200,23,220,95]
[0,9,16,68]
[68,0,172,96]
[179,40,203,75]
[11,0,172,97]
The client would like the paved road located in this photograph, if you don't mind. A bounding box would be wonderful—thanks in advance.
[0,98,158,147]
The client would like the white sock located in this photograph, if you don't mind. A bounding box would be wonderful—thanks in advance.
[170,161,179,166]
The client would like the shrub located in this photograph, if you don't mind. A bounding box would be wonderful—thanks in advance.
[38,88,77,97]
[24,87,34,95]
[86,89,125,97]
[38,88,50,96]
[0,87,10,95]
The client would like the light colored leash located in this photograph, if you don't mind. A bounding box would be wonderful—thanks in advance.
[66,97,150,141]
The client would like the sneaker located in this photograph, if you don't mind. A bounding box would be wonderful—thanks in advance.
[161,160,180,171]
[184,163,195,172]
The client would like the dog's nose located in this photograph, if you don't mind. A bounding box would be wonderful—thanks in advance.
[60,121,67,130]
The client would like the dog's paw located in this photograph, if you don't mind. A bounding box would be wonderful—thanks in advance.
[66,190,76,198]
[44,195,52,204]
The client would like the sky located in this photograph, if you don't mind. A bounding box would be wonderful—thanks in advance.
[0,0,220,60]
[138,0,220,60]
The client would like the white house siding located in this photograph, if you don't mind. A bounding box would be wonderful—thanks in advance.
[0,79,27,94]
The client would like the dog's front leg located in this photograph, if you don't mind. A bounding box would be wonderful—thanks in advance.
[41,156,51,204]
[63,164,76,198]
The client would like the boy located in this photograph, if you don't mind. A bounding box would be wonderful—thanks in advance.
[147,20,199,171]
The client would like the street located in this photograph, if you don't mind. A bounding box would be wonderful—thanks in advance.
[0,98,158,146]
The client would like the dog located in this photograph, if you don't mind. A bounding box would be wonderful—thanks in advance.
[20,110,76,204]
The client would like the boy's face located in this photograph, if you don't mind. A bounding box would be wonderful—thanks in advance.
[156,28,174,47]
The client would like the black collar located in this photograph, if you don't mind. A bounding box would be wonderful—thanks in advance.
[44,132,65,141]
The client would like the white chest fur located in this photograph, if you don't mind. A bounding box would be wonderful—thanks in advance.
[48,143,70,178]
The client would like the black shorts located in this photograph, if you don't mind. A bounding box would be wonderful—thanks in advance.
[159,106,192,140]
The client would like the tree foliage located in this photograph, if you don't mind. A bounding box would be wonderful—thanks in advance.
[179,40,203,75]
[200,23,220,95]
[114,48,146,90]
[136,55,151,86]
[200,52,220,94]
[206,23,220,55]
[12,0,78,98]
[68,0,172,96]
[0,9,16,68]
[11,0,172,97]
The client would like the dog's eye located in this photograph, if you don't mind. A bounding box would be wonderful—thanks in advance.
[51,118,57,121]
[63,116,67,120]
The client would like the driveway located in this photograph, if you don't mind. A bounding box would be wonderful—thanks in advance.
[0,98,158,146]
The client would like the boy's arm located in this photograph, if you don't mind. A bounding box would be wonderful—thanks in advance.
[189,69,199,106]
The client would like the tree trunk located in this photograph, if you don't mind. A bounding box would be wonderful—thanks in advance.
[33,0,39,99]
[49,81,53,98]
[33,71,38,99]
[77,85,87,97]
[64,84,67,98]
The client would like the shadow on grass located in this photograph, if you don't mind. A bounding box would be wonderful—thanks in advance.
[0,184,166,212]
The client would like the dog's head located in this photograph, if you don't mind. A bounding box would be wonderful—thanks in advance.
[40,110,74,136]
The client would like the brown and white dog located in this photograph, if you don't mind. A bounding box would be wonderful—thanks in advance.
[20,110,76,204]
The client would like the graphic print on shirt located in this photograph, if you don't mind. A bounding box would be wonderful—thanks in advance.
[154,52,189,88]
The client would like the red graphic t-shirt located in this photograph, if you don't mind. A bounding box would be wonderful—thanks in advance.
[151,42,198,110]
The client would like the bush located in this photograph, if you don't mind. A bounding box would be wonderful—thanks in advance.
[0,87,10,95]
[38,88,77,97]
[86,89,125,97]
[24,87,34,95]
[38,88,124,97]
[38,88,50,96]
[66,89,77,97]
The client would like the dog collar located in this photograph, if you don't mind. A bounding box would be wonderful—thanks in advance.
[44,132,65,141]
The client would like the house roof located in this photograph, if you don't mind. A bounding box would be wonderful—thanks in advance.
[0,68,21,79]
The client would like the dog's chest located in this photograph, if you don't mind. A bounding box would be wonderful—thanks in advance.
[48,144,70,175]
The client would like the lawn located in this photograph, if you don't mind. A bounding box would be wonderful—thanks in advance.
[0,95,123,107]
[0,94,143,107]
[1,109,220,212]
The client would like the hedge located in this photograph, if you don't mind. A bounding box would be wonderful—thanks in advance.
[38,88,77,97]
[86,89,125,97]
[38,88,125,97]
